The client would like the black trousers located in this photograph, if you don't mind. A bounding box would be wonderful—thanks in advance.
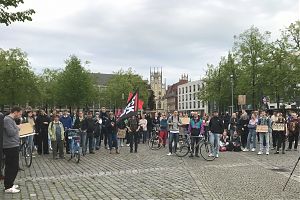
[37,131,49,154]
[276,133,286,152]
[64,131,70,153]
[272,131,278,148]
[102,128,108,147]
[241,130,248,148]
[129,132,138,152]
[51,140,64,159]
[3,147,19,189]
[191,137,200,155]
[288,132,299,150]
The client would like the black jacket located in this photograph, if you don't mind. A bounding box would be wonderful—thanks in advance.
[36,114,51,133]
[107,117,117,134]
[209,116,224,134]
[82,117,96,133]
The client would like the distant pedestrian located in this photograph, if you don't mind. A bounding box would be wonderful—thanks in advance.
[36,109,50,155]
[48,115,65,159]
[209,111,224,158]
[127,115,139,153]
[167,111,182,156]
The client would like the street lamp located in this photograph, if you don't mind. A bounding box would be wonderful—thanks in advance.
[230,74,234,114]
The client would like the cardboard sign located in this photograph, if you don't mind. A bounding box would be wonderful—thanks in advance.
[256,125,269,133]
[238,95,246,105]
[272,123,285,131]
[117,129,126,139]
[181,117,190,125]
[19,123,34,137]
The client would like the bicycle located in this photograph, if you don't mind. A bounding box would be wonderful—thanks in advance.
[176,133,215,161]
[19,133,35,168]
[67,129,81,163]
[148,127,163,150]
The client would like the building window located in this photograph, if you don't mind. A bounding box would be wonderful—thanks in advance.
[193,93,196,100]
[186,87,188,93]
[189,102,192,109]
[179,104,181,110]
[193,85,195,92]
[189,86,191,92]
[179,96,181,102]
[182,103,184,109]
[179,88,181,94]
[189,94,192,100]
[198,101,200,108]
[158,101,161,109]
[202,101,205,108]
[198,84,200,91]
[186,102,188,109]
[202,83,205,89]
[193,101,196,108]
[186,94,188,101]
[182,87,184,93]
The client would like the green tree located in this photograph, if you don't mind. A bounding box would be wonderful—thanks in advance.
[0,48,39,105]
[55,56,98,109]
[0,0,35,26]
[104,68,149,109]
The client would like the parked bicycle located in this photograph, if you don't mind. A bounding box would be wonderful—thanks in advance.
[176,133,215,161]
[19,133,35,168]
[67,129,81,163]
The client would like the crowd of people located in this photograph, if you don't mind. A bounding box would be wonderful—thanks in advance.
[1,106,299,193]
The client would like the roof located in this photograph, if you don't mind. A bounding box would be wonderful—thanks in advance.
[165,79,188,99]
[90,73,114,86]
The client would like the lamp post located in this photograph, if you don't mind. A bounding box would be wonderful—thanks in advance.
[230,74,234,114]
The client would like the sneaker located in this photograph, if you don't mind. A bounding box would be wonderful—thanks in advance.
[12,185,19,189]
[215,154,219,158]
[208,153,213,157]
[5,187,20,193]
[195,154,200,158]
[282,151,285,154]
[167,153,172,156]
[251,148,256,152]
[243,148,249,152]
[126,144,130,147]
[266,152,269,155]
[121,144,124,147]
[189,154,194,158]
[257,151,262,155]
[274,151,279,154]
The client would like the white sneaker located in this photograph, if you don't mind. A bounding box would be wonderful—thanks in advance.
[243,148,249,152]
[251,148,256,152]
[266,152,269,155]
[167,153,172,156]
[5,187,20,193]
[13,185,19,189]
[215,154,219,158]
[257,151,262,155]
[208,153,213,157]
[126,144,130,147]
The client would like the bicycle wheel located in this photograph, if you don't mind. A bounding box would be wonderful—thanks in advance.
[24,144,33,167]
[175,144,190,157]
[148,135,162,150]
[200,142,215,161]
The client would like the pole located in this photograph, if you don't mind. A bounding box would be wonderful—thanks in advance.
[230,75,234,114]
[283,156,300,191]
[0,112,4,179]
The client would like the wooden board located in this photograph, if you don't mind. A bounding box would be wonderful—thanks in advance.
[272,123,285,131]
[181,117,190,125]
[19,123,34,137]
[238,95,246,105]
[256,125,269,133]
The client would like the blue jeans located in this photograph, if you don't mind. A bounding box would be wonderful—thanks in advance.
[169,132,179,153]
[209,132,220,156]
[108,133,118,149]
[247,129,256,149]
[259,133,270,153]
[86,133,94,153]
[94,135,101,150]
[142,131,148,143]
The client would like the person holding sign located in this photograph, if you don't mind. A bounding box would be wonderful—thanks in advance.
[257,111,271,155]
[3,107,22,193]
[274,113,286,154]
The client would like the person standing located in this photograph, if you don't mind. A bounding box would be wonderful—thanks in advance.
[188,112,203,157]
[3,107,22,193]
[100,107,109,149]
[274,113,286,154]
[60,110,72,154]
[127,115,139,153]
[167,111,182,156]
[82,111,95,154]
[257,111,272,155]
[243,113,258,152]
[139,114,148,144]
[238,111,249,150]
[94,114,102,150]
[48,115,65,159]
[159,114,168,148]
[271,112,278,150]
[209,111,224,158]
[107,112,119,154]
[36,109,50,155]
[73,111,86,155]
[229,113,238,140]
[287,113,299,151]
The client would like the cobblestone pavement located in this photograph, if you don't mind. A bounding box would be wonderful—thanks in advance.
[0,143,299,200]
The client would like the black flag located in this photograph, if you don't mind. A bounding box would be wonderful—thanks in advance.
[117,91,139,122]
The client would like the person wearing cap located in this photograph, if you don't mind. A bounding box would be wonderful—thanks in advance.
[208,111,224,158]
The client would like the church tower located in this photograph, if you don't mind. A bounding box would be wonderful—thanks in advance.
[150,67,166,111]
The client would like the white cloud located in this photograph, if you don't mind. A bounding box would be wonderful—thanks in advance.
[1,0,299,85]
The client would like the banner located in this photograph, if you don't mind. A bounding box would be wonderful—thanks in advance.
[118,91,139,122]
[256,125,269,133]
[117,129,126,139]
[272,123,285,131]
[19,123,34,136]
[238,95,246,105]
[181,117,190,125]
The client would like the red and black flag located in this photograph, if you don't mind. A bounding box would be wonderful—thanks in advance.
[117,91,139,122]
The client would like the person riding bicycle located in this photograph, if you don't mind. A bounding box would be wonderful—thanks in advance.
[188,112,203,157]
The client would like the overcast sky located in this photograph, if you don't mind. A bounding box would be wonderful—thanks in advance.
[1,0,299,85]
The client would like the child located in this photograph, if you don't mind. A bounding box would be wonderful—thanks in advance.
[48,115,65,159]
